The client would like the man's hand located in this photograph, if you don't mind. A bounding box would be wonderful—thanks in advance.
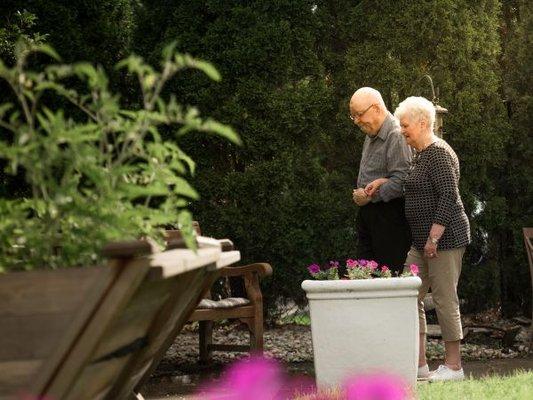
[364,178,389,197]
[352,188,371,206]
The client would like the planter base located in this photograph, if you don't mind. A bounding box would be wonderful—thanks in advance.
[302,277,422,388]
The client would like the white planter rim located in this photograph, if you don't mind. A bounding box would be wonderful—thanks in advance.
[301,276,421,293]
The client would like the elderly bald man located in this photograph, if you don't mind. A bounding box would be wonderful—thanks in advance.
[349,87,412,273]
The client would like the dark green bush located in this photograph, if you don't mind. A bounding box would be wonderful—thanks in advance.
[0,0,530,316]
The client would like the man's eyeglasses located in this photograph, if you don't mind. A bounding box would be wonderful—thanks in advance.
[349,103,376,122]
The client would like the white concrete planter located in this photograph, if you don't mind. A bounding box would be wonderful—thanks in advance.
[301,277,422,388]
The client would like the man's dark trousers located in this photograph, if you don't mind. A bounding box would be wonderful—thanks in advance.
[356,197,412,274]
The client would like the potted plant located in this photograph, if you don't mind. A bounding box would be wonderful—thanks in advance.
[301,260,422,389]
[0,40,240,397]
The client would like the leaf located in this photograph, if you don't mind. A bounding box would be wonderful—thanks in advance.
[44,64,74,80]
[0,103,13,118]
[73,62,98,80]
[162,41,178,62]
[9,110,20,124]
[118,182,169,200]
[115,55,154,79]
[14,39,31,62]
[175,147,196,174]
[35,44,62,61]
[172,177,199,199]
[191,59,221,81]
[177,210,197,251]
[174,54,221,81]
[0,59,14,81]
[202,120,242,145]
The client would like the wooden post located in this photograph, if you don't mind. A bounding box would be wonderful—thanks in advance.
[199,321,213,364]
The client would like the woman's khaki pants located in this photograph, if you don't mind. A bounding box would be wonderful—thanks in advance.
[405,247,465,341]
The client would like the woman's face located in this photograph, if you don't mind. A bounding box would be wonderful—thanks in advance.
[399,115,424,148]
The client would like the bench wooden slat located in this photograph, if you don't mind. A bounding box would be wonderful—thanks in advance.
[189,305,256,321]
[147,247,221,279]
[0,360,41,396]
[209,344,250,353]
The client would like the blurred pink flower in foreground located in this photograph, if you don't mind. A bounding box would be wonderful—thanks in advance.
[198,356,314,400]
[343,373,409,400]
[196,356,409,400]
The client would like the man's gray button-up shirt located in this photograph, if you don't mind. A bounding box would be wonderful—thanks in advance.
[357,113,412,203]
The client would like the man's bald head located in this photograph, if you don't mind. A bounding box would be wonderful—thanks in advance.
[349,87,388,135]
[350,87,387,111]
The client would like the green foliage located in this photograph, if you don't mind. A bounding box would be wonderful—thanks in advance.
[0,9,48,63]
[131,1,355,308]
[0,40,238,271]
[496,0,533,315]
[134,0,522,313]
[0,1,136,69]
[192,153,357,303]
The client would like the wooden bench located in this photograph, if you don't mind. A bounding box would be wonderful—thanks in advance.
[0,237,239,400]
[166,224,273,364]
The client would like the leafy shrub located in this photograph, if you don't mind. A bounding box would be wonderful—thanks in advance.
[0,40,239,271]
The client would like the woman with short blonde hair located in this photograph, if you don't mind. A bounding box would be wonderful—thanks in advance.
[395,96,470,382]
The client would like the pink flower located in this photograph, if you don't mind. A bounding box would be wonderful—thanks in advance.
[343,373,409,400]
[409,264,419,276]
[199,356,284,400]
[328,261,340,269]
[346,259,359,269]
[358,259,368,267]
[308,264,321,274]
[198,356,315,400]
[367,260,379,270]
[381,265,389,272]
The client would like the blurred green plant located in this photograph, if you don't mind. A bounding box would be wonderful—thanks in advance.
[0,40,240,271]
[0,9,48,63]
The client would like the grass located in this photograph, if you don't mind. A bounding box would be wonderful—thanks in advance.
[278,313,311,326]
[293,371,533,400]
[417,370,533,399]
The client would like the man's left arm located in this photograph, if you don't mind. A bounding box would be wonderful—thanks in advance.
[372,133,411,202]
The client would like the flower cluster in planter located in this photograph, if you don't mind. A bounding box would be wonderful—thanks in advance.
[307,259,419,280]
[307,261,341,280]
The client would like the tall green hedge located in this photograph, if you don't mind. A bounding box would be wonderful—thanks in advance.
[0,0,530,316]
[497,0,533,315]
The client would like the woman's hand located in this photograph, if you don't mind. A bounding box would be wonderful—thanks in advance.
[424,238,438,258]
[425,223,445,258]
[364,178,389,197]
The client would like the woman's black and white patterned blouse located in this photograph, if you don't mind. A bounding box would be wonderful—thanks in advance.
[404,139,471,251]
